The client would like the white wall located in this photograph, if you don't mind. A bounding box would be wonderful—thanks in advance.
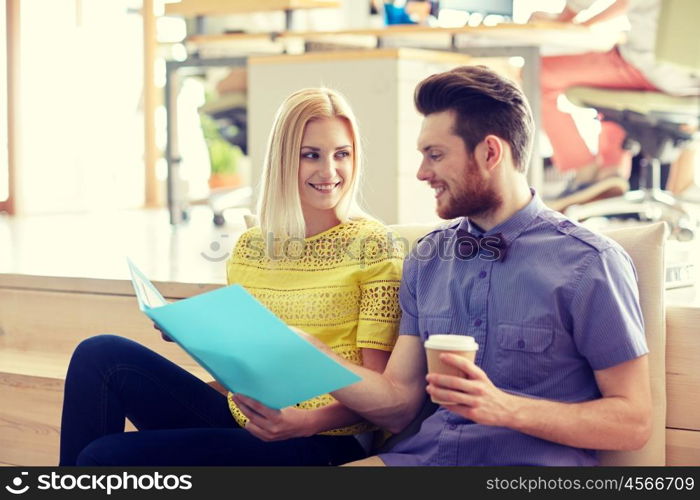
[0,0,8,203]
[16,0,144,215]
[248,54,400,222]
[248,50,469,225]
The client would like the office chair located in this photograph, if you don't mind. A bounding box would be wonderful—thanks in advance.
[209,186,252,226]
[562,0,700,241]
[200,92,248,155]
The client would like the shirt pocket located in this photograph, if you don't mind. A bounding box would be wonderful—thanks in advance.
[493,323,555,391]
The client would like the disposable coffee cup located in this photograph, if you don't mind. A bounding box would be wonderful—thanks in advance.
[424,334,479,405]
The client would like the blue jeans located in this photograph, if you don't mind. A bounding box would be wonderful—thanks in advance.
[59,335,366,466]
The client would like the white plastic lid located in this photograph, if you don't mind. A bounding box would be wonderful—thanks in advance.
[424,334,478,351]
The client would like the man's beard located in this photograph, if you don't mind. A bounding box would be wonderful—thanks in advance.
[438,164,502,220]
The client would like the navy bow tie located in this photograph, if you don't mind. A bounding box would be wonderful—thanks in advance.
[454,229,508,262]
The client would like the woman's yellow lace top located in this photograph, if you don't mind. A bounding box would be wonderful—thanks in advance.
[225,218,404,435]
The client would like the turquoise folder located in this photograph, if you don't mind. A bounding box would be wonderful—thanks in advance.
[127,259,361,410]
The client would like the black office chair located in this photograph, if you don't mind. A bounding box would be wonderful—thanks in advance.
[560,0,700,241]
[563,87,698,240]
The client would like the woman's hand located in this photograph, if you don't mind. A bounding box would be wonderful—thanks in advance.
[232,393,317,441]
[207,380,229,396]
[152,323,174,342]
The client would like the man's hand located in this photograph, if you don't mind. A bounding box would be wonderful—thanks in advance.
[429,353,652,451]
[232,393,316,441]
[153,323,174,342]
[425,353,518,427]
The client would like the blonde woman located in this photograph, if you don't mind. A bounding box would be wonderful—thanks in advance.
[59,88,403,466]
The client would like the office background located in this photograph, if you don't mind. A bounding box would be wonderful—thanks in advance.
[1,0,699,467]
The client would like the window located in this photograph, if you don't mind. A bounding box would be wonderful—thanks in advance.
[16,0,145,214]
[1,0,8,204]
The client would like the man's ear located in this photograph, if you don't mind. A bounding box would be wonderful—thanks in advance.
[476,135,504,172]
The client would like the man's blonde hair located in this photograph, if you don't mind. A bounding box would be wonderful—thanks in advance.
[257,88,365,244]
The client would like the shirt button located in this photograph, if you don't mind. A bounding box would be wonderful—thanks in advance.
[448,424,457,431]
[478,271,487,279]
[517,339,526,349]
[474,319,482,327]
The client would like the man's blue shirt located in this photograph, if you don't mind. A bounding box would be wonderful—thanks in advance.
[380,191,648,466]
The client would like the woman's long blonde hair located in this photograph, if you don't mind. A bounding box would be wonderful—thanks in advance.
[256,88,366,244]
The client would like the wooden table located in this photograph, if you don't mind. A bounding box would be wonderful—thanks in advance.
[164,0,341,30]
